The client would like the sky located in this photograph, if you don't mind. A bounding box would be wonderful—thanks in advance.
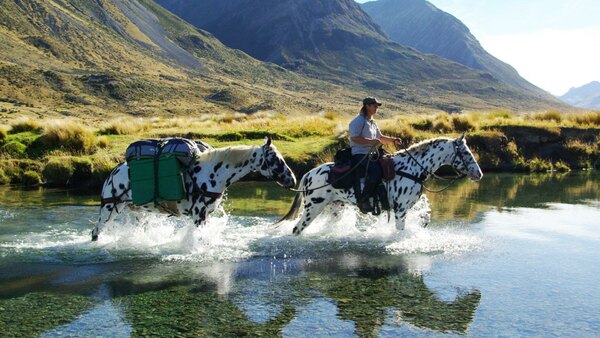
[358,0,600,96]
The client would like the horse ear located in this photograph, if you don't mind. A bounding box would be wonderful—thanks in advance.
[263,136,272,147]
[457,133,465,142]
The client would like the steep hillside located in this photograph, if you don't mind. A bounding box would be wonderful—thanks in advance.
[361,0,551,97]
[0,0,337,120]
[560,81,600,109]
[156,0,564,111]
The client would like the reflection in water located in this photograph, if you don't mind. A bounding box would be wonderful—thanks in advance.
[0,255,481,337]
[426,171,599,221]
[302,256,481,336]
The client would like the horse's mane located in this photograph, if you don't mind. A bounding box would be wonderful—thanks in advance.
[395,136,453,155]
[196,145,259,164]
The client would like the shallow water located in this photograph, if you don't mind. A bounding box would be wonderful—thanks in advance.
[0,172,598,337]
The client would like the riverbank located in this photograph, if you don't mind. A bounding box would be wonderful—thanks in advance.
[0,111,598,190]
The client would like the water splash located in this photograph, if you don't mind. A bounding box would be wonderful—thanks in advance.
[1,197,484,264]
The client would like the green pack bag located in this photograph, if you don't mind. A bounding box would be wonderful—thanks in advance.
[128,154,185,205]
[125,139,201,205]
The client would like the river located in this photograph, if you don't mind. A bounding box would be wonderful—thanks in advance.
[0,172,598,337]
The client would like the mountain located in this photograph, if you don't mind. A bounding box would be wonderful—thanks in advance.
[361,0,551,97]
[559,81,600,110]
[0,0,337,119]
[156,0,563,112]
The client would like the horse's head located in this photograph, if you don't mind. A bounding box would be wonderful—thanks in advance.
[449,135,483,181]
[259,137,297,188]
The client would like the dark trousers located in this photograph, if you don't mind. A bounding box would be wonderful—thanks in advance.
[351,154,382,200]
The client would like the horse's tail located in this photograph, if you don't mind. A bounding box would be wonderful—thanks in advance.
[275,177,305,225]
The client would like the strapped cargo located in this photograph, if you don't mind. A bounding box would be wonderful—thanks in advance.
[125,138,208,205]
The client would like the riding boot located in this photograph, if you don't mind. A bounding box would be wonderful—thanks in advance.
[358,179,378,214]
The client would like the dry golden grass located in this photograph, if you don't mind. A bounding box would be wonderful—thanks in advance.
[39,120,99,154]
[99,117,153,135]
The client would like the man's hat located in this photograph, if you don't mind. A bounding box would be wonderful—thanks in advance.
[363,97,382,106]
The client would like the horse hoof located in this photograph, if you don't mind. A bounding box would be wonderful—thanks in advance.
[91,234,98,241]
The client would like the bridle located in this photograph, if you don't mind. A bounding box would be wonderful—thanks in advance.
[402,139,469,193]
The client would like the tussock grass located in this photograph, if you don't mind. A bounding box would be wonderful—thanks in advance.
[566,111,600,126]
[533,111,562,123]
[0,126,7,141]
[99,118,153,135]
[9,118,42,133]
[38,121,99,154]
[42,158,74,186]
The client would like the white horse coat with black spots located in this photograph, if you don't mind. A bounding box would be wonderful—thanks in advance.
[278,136,482,235]
[92,137,296,241]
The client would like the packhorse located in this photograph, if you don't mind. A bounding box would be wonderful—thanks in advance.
[277,135,482,235]
[91,137,296,241]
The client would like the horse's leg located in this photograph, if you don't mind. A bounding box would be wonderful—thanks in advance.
[92,200,129,241]
[393,199,408,231]
[91,163,130,241]
[190,196,221,227]
[292,193,331,235]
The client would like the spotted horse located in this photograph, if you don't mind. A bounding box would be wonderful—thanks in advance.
[277,135,482,235]
[91,137,296,241]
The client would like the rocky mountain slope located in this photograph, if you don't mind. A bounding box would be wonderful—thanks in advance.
[156,0,564,112]
[559,81,600,109]
[361,0,550,97]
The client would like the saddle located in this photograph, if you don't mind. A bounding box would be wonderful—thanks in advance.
[328,147,395,215]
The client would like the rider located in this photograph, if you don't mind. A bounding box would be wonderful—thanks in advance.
[349,97,401,213]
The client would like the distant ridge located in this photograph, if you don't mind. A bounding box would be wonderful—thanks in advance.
[559,81,600,109]
[156,0,564,111]
[361,0,551,96]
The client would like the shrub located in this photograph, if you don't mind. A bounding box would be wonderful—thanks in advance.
[553,161,571,172]
[560,140,596,168]
[9,118,42,133]
[528,158,553,172]
[42,158,74,186]
[0,141,27,156]
[21,170,42,186]
[37,121,98,154]
[0,169,9,184]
